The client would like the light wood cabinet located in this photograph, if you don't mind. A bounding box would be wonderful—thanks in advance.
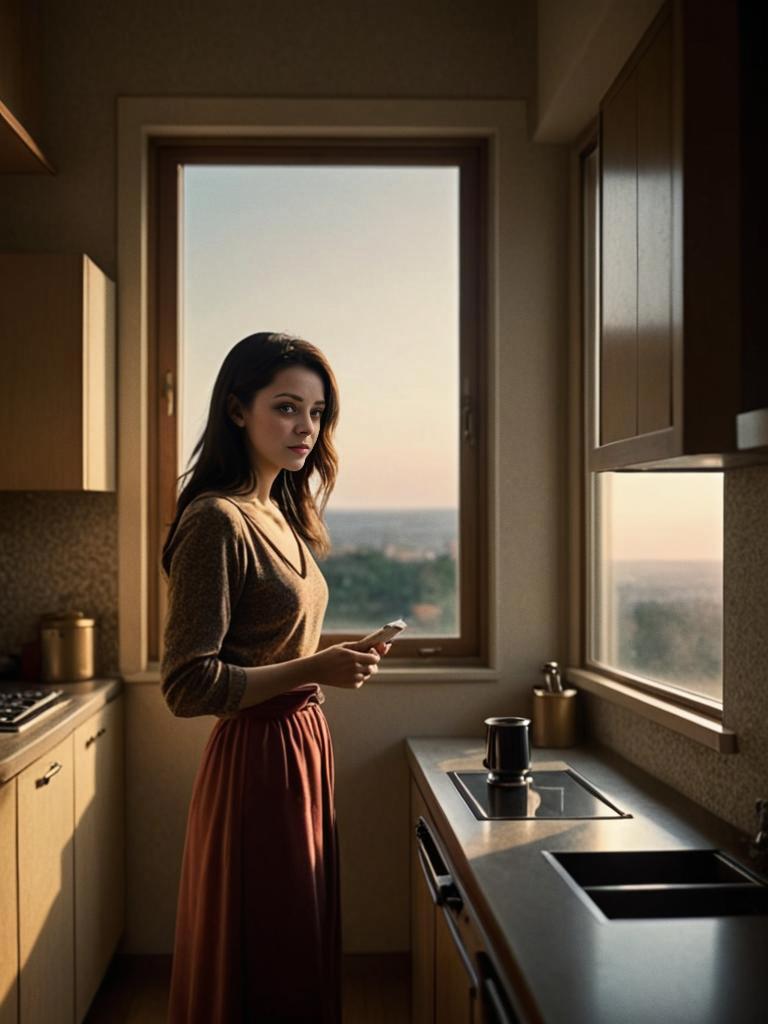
[593,0,764,470]
[73,697,125,1022]
[0,779,19,1024]
[17,733,75,1024]
[0,253,116,491]
[2,694,124,1024]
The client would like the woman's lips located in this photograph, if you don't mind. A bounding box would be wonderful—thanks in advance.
[289,446,309,453]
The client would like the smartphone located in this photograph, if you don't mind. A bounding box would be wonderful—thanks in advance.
[357,618,407,648]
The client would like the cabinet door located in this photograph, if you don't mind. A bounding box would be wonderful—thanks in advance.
[73,697,125,1022]
[17,734,75,1024]
[600,66,638,446]
[0,253,115,492]
[0,779,18,1024]
[411,782,435,1024]
[637,11,674,436]
[435,905,479,1024]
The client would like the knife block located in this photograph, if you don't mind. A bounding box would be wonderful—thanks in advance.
[531,687,578,747]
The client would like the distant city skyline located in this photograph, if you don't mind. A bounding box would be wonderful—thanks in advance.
[181,164,459,509]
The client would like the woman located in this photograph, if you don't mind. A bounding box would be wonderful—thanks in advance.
[160,332,390,1023]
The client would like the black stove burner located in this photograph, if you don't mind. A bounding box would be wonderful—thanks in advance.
[449,767,631,820]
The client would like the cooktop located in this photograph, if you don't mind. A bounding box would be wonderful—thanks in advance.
[448,767,631,820]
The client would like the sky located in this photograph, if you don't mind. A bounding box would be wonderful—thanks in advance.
[597,471,723,561]
[179,162,724,559]
[181,164,459,509]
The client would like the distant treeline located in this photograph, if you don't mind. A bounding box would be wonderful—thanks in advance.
[321,548,457,632]
[615,593,722,693]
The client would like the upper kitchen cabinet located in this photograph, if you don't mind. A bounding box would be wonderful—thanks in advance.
[592,0,765,471]
[0,0,55,174]
[0,253,116,491]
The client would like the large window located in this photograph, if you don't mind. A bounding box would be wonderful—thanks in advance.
[581,141,724,710]
[149,139,488,665]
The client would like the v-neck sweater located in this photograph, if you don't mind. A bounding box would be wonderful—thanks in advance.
[160,493,330,719]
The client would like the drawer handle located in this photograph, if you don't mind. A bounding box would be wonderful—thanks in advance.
[440,903,479,991]
[85,726,107,748]
[415,817,463,911]
[36,761,63,788]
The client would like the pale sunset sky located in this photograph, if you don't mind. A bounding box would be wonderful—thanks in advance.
[180,163,723,559]
[181,164,459,510]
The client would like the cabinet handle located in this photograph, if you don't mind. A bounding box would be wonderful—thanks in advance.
[85,726,107,748]
[36,761,63,788]
[415,817,463,910]
[440,903,479,992]
[476,952,521,1024]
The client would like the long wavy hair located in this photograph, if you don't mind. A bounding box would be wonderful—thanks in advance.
[161,332,339,574]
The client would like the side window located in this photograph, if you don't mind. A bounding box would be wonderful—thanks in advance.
[581,142,724,708]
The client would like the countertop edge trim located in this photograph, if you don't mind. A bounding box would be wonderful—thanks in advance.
[566,668,737,754]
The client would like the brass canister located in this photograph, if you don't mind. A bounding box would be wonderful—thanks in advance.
[39,610,96,682]
[531,687,578,747]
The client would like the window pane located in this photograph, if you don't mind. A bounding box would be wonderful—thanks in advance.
[590,472,723,702]
[181,164,459,636]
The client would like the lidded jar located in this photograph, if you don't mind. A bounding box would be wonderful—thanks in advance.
[39,610,96,682]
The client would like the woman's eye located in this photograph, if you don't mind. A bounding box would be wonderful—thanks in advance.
[311,409,323,419]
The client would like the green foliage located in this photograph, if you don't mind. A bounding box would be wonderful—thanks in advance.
[618,596,721,686]
[322,548,457,632]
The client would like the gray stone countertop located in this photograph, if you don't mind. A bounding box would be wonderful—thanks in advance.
[0,677,123,783]
[406,737,767,1024]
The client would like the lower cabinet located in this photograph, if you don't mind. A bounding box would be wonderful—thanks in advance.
[73,696,125,1021]
[0,693,124,1024]
[17,733,76,1024]
[0,778,19,1024]
[410,779,525,1024]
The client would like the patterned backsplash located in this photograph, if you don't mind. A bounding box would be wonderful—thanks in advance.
[0,492,119,677]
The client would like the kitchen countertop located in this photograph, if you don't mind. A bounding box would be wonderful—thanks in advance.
[0,677,122,783]
[406,737,767,1024]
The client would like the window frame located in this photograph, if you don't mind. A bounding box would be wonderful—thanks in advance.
[572,126,727,726]
[147,136,490,667]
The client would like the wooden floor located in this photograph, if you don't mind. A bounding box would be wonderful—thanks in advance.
[83,953,410,1023]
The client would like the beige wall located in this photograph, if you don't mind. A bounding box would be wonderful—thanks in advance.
[534,0,664,141]
[0,0,567,955]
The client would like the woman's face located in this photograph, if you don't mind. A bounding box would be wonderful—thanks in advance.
[230,364,327,476]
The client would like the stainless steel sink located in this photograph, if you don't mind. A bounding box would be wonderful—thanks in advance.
[544,849,768,920]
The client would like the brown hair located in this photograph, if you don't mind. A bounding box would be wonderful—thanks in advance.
[161,331,339,574]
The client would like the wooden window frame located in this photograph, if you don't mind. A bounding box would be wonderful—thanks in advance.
[568,125,733,750]
[147,136,490,667]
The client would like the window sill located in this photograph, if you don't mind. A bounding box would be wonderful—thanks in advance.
[566,667,738,754]
[124,664,501,686]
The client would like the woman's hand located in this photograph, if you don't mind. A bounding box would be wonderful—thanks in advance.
[310,640,392,689]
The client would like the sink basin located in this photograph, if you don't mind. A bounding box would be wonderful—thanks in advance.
[544,849,768,920]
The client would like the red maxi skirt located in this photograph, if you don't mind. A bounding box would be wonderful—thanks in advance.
[167,689,341,1024]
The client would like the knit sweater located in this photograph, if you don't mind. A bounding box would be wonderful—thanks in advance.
[160,493,329,718]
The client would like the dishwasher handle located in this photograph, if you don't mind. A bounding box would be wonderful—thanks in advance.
[415,817,463,910]
[477,952,522,1024]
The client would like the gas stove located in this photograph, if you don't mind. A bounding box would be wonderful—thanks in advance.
[0,686,67,733]
[448,766,631,820]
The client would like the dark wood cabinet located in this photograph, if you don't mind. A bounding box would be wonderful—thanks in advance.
[592,0,765,470]
[0,0,54,173]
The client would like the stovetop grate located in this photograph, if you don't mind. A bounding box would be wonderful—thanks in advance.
[0,687,67,733]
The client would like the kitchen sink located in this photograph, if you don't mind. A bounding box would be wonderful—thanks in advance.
[544,849,768,921]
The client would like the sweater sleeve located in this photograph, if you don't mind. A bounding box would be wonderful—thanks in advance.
[161,499,249,718]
